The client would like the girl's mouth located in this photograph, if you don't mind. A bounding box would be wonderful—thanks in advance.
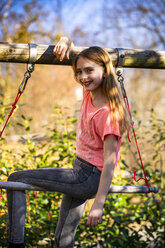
[82,81,92,87]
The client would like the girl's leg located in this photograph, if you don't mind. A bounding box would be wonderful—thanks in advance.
[7,158,101,245]
[55,194,87,248]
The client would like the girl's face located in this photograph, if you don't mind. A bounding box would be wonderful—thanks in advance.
[76,57,105,93]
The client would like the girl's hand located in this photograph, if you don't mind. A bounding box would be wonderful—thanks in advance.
[53,36,73,61]
[87,202,103,226]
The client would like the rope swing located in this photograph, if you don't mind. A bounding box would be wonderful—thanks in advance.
[0,43,37,138]
[116,48,151,193]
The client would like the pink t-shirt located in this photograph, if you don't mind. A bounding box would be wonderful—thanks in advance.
[76,90,122,171]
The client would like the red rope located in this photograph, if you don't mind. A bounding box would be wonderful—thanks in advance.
[0,92,23,198]
[124,96,150,193]
[0,92,22,138]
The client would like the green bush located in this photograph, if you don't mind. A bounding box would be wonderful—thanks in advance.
[0,107,164,247]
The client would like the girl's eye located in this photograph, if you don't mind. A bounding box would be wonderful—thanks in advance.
[76,70,81,75]
[86,68,93,73]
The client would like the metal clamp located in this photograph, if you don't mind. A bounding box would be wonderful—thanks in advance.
[27,43,37,72]
[19,71,31,93]
[115,48,126,98]
[18,43,37,93]
[115,48,125,76]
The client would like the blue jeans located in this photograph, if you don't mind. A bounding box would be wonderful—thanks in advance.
[7,157,101,247]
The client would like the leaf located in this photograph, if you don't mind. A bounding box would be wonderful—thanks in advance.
[121,159,129,168]
[25,126,30,131]
[16,122,24,127]
[21,115,26,120]
[153,154,158,160]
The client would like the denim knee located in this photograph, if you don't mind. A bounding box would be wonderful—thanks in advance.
[55,237,74,248]
[8,171,21,182]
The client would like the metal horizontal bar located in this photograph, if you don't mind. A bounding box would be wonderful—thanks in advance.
[0,181,158,193]
[0,42,165,69]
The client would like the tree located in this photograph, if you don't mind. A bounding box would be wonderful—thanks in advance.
[97,0,165,120]
[0,0,51,43]
[101,0,165,50]
[0,0,79,135]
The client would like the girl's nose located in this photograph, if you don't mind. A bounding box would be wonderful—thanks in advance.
[79,72,87,82]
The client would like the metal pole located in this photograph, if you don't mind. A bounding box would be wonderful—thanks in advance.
[0,181,159,193]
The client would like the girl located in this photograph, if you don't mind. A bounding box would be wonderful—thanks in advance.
[7,37,130,248]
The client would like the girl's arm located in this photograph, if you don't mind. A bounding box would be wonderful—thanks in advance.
[87,134,118,226]
[53,36,74,61]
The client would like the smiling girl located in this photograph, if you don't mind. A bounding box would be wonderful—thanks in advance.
[7,37,130,248]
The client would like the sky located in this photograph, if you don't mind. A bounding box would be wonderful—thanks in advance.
[10,0,118,47]
[42,0,110,46]
[8,0,165,50]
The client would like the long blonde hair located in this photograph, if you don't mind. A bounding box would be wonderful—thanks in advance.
[72,46,131,134]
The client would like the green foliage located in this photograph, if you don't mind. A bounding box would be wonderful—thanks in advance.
[0,107,164,247]
[0,93,11,126]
